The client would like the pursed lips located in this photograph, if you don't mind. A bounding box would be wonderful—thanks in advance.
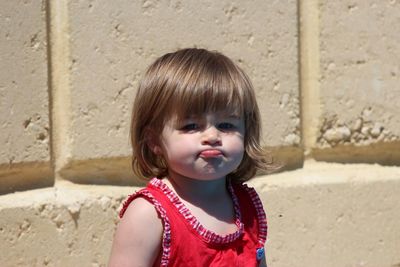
[199,149,223,159]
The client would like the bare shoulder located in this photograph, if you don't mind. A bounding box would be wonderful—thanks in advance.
[108,197,163,267]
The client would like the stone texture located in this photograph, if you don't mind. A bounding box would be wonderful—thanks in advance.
[249,163,400,267]
[0,183,135,267]
[64,0,300,180]
[318,1,400,161]
[1,164,400,267]
[0,0,52,191]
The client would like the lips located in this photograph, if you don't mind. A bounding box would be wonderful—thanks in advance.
[199,149,223,158]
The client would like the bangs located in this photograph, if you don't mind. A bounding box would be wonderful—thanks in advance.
[171,76,245,120]
[161,50,254,122]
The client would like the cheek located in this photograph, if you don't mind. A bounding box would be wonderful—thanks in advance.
[235,143,245,162]
[227,137,245,170]
[162,136,197,159]
[228,135,245,153]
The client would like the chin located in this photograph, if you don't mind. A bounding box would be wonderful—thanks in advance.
[170,165,235,181]
[188,172,229,181]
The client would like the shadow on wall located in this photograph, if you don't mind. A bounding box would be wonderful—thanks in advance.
[313,141,400,166]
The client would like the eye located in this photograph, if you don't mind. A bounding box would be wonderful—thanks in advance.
[180,123,199,131]
[218,122,235,130]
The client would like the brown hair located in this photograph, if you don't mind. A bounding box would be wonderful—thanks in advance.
[131,48,273,182]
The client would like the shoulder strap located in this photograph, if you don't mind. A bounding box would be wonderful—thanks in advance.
[238,183,268,247]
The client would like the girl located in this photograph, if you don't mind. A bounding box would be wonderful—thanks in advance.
[109,48,273,267]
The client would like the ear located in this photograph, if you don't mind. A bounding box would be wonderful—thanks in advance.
[145,128,163,155]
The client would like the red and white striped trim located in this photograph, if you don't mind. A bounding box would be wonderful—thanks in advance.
[150,178,244,244]
[119,189,171,267]
[241,184,268,247]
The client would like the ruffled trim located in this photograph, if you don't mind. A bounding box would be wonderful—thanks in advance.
[119,189,171,267]
[150,178,244,244]
[241,184,268,247]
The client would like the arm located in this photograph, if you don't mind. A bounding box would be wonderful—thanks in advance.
[108,197,163,267]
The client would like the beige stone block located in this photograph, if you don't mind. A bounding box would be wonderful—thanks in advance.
[0,183,135,267]
[250,162,400,267]
[0,1,52,192]
[63,0,300,181]
[317,1,400,163]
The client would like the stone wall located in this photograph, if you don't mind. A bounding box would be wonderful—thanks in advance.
[0,0,399,266]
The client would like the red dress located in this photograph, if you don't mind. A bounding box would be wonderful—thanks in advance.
[120,178,267,267]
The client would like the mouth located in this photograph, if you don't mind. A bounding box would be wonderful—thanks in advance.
[199,149,223,159]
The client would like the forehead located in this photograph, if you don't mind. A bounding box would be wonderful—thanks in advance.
[173,107,242,121]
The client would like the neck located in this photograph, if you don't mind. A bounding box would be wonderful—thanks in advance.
[164,172,229,202]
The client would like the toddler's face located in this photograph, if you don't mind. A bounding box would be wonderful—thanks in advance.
[158,111,245,181]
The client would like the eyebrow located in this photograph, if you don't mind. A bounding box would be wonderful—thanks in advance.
[227,114,241,119]
[177,111,242,121]
[187,114,241,119]
[220,112,242,120]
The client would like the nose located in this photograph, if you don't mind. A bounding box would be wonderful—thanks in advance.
[201,126,222,146]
